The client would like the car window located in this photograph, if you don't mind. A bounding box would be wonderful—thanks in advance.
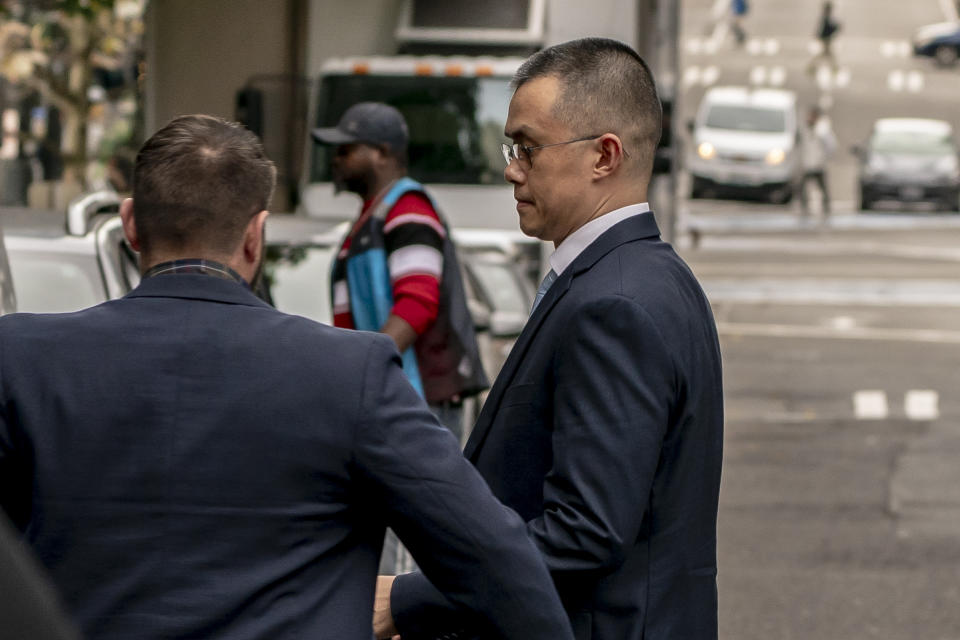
[264,245,336,324]
[7,250,104,313]
[705,105,787,133]
[871,131,956,155]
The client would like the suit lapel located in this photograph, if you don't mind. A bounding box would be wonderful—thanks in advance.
[464,212,661,460]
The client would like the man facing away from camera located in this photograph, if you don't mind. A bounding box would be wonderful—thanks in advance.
[0,114,573,640]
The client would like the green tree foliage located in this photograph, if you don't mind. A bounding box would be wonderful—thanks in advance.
[0,0,143,187]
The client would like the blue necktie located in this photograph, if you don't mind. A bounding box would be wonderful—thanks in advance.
[531,269,558,313]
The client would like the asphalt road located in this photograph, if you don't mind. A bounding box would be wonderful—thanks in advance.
[679,222,960,638]
[676,2,960,637]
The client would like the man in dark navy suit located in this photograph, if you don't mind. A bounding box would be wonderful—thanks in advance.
[383,38,724,640]
[0,115,573,640]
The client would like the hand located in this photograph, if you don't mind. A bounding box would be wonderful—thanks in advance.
[373,575,399,639]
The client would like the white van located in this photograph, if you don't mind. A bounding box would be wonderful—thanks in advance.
[687,86,801,204]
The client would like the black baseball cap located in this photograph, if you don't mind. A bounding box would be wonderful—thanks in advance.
[311,102,409,154]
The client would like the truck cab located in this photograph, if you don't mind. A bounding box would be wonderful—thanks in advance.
[300,55,524,232]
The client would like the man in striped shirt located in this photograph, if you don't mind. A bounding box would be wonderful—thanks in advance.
[313,103,487,443]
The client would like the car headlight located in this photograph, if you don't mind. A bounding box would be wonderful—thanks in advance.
[934,155,960,179]
[765,148,786,165]
[864,155,887,177]
[697,142,716,160]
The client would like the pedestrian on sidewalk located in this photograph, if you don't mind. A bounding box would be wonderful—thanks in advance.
[807,1,842,74]
[731,0,749,46]
[798,106,838,219]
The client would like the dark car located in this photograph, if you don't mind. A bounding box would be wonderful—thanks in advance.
[0,192,139,313]
[854,118,960,212]
[912,21,960,66]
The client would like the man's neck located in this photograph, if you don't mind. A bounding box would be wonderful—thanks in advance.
[362,169,405,202]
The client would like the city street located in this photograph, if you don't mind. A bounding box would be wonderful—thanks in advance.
[678,1,960,637]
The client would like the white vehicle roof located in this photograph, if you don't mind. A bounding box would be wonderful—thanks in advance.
[874,118,953,136]
[701,86,796,109]
[319,56,524,78]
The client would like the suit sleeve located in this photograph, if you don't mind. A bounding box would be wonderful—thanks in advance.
[530,295,673,575]
[0,322,30,530]
[391,295,675,629]
[352,335,573,640]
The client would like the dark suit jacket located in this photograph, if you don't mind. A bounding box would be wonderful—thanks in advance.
[0,513,80,640]
[392,212,724,639]
[0,274,573,640]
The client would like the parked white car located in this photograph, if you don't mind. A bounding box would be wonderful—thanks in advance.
[687,86,801,204]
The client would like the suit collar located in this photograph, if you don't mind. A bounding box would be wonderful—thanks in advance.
[549,203,651,275]
[125,273,274,309]
[464,211,660,460]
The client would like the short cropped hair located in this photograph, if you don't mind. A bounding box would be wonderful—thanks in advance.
[513,38,662,174]
[132,115,276,255]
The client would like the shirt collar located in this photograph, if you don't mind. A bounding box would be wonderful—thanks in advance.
[142,259,250,288]
[549,202,650,275]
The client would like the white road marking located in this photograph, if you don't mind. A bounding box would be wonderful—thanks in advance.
[835,67,851,88]
[702,65,720,85]
[906,70,924,92]
[829,316,857,330]
[747,38,763,55]
[808,40,824,55]
[704,278,960,306]
[690,235,960,262]
[904,390,939,421]
[750,66,768,84]
[881,41,911,58]
[717,322,960,344]
[687,37,704,55]
[855,391,889,420]
[764,38,780,55]
[770,66,787,86]
[683,66,701,87]
[816,65,834,90]
[888,69,905,91]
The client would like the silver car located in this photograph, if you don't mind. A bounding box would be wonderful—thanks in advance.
[854,118,960,212]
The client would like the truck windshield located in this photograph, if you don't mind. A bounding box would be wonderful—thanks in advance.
[310,74,512,185]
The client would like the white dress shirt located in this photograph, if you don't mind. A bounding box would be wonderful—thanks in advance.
[548,203,651,275]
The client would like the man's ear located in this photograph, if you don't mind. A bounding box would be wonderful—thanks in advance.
[119,198,141,252]
[592,134,626,180]
[243,209,271,264]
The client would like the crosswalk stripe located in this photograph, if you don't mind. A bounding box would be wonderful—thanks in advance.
[855,390,889,420]
[904,390,939,421]
[702,65,720,85]
[881,40,911,58]
[906,70,924,92]
[769,66,786,86]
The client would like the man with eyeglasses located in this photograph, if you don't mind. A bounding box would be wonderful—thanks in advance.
[379,38,724,640]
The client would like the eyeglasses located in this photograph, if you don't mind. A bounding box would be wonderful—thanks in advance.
[501,135,602,168]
